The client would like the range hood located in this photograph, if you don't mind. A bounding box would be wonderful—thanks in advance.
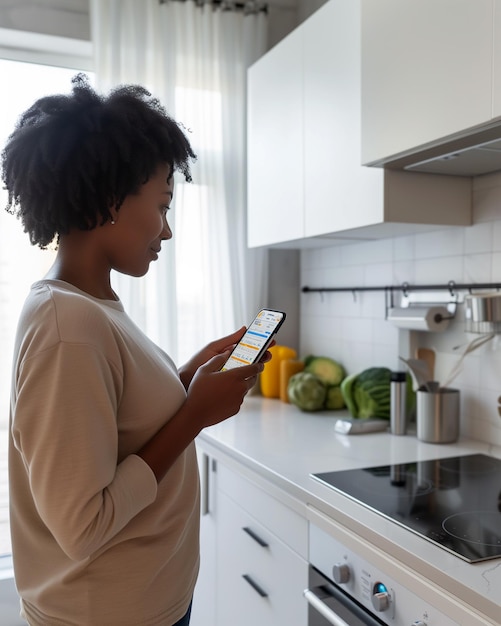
[369,119,501,177]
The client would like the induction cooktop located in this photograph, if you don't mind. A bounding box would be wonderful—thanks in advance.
[312,453,501,563]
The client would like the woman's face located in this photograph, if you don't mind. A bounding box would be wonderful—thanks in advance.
[107,163,174,277]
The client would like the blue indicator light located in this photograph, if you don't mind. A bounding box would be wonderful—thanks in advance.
[374,582,388,594]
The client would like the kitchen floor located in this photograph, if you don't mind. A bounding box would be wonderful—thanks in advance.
[0,574,25,626]
[0,428,24,625]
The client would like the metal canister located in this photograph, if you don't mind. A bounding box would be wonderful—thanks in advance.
[390,371,407,435]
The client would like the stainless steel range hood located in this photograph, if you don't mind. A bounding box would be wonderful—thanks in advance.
[369,119,501,177]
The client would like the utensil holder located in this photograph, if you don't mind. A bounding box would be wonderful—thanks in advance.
[416,387,460,443]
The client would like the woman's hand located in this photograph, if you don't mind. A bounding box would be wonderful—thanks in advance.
[184,352,264,430]
[178,327,273,389]
[138,333,275,482]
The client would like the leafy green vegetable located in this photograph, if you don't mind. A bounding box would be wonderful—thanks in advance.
[340,373,358,416]
[304,356,345,386]
[341,367,392,419]
[287,372,327,412]
[303,355,316,368]
[325,385,345,410]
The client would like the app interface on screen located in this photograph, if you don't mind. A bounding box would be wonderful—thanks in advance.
[222,310,283,370]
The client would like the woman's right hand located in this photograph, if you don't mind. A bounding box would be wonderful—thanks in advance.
[138,352,265,483]
[185,351,264,429]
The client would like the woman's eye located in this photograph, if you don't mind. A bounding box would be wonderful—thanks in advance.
[161,205,170,216]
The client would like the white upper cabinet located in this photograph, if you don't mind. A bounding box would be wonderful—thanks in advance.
[247,27,303,247]
[493,0,501,118]
[361,0,494,165]
[247,0,472,249]
[303,0,384,236]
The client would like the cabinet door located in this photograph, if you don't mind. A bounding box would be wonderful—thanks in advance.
[303,0,384,236]
[216,490,308,626]
[247,27,304,247]
[361,0,493,165]
[493,0,501,118]
[190,452,217,626]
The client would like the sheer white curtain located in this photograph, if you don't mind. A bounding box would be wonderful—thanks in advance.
[90,0,269,364]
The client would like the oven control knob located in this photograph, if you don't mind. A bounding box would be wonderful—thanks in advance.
[332,562,350,584]
[371,582,391,612]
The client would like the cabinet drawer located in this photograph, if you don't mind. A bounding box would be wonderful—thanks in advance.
[216,490,308,626]
[217,462,307,557]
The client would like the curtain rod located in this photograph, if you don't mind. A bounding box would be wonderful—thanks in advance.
[301,281,501,295]
[159,0,268,13]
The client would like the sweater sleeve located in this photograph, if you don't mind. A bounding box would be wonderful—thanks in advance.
[11,341,158,561]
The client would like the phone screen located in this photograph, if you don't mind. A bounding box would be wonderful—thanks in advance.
[221,309,286,371]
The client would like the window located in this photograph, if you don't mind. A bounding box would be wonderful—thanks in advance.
[0,59,94,559]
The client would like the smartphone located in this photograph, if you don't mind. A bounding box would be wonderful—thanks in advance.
[221,309,286,371]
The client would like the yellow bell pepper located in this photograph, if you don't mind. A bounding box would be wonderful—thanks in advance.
[260,345,297,398]
[279,359,305,402]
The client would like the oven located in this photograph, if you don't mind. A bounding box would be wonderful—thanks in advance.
[304,518,481,626]
[305,451,501,626]
[305,565,385,626]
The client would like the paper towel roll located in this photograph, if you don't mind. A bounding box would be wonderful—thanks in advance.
[387,306,451,332]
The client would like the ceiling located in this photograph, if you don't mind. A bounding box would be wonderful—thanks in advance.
[0,0,304,43]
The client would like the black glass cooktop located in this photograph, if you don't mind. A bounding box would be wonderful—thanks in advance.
[312,453,501,563]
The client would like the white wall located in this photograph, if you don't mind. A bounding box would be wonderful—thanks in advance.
[0,0,90,40]
[300,171,501,448]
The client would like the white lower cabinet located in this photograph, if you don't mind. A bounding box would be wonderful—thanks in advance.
[216,490,307,626]
[191,446,308,626]
[190,451,217,626]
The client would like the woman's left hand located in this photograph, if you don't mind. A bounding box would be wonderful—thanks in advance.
[178,327,273,390]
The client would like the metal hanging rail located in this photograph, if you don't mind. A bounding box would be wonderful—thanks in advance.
[301,281,501,296]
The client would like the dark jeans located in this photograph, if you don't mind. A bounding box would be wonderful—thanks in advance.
[172,601,192,626]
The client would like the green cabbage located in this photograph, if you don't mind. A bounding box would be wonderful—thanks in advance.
[325,385,345,410]
[341,367,392,419]
[287,372,327,412]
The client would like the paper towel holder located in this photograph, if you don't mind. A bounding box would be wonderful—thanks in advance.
[386,284,458,332]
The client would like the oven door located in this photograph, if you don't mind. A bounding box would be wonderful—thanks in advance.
[304,567,385,626]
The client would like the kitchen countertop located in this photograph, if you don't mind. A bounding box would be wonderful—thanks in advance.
[197,395,501,623]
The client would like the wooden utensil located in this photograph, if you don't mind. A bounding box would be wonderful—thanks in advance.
[415,347,436,381]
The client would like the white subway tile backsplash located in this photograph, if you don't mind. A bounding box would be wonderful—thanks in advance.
[491,252,501,281]
[300,177,501,445]
[414,227,465,258]
[464,221,493,254]
[341,316,373,343]
[393,235,415,262]
[492,221,501,251]
[364,261,393,286]
[392,260,415,286]
[360,292,385,319]
[463,253,492,283]
[341,238,392,266]
[414,256,464,284]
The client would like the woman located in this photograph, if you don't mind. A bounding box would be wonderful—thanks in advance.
[2,75,268,626]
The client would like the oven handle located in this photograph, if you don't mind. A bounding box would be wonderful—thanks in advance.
[303,587,350,626]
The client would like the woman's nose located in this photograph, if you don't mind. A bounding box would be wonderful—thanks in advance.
[161,218,172,240]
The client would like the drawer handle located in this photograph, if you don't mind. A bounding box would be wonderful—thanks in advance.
[242,526,269,548]
[242,574,268,598]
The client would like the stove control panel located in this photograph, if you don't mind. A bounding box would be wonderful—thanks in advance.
[309,521,470,626]
[332,562,350,584]
[372,582,391,612]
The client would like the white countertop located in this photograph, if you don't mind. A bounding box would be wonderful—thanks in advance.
[197,395,501,623]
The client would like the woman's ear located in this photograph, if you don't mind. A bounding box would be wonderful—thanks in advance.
[109,207,119,225]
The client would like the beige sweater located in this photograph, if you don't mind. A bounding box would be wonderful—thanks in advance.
[9,280,199,625]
